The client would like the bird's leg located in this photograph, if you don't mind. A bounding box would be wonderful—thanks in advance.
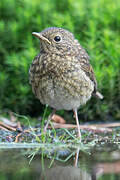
[44,109,56,133]
[74,148,80,167]
[73,109,81,142]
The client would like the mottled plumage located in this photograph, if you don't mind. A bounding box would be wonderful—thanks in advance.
[29,27,103,140]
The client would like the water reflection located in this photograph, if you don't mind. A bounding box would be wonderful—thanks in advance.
[0,146,120,180]
[41,166,91,180]
[41,147,92,180]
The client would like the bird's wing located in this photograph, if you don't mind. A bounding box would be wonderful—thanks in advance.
[79,52,97,90]
[81,60,97,88]
[78,52,103,99]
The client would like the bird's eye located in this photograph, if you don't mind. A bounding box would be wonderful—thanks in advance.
[54,36,61,42]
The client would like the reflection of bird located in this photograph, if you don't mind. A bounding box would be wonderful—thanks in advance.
[41,166,91,180]
[29,27,103,141]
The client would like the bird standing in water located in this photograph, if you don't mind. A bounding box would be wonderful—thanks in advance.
[29,27,103,141]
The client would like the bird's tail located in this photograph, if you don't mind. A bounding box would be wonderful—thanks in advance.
[95,91,104,99]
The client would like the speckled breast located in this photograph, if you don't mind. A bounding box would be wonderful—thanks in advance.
[29,53,94,110]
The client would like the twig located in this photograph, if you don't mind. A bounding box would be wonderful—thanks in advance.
[15,133,22,143]
[0,122,16,131]
[49,122,112,133]
[0,125,10,131]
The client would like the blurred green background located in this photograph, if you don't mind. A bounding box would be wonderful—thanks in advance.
[0,0,120,122]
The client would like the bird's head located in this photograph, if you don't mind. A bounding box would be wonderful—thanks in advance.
[32,27,80,55]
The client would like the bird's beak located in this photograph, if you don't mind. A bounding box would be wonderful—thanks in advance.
[32,32,51,44]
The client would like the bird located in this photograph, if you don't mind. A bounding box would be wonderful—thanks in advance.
[29,27,103,141]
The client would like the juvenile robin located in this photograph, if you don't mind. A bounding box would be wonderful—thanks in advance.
[29,27,103,141]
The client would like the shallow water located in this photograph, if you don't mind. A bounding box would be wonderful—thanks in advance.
[0,142,120,180]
